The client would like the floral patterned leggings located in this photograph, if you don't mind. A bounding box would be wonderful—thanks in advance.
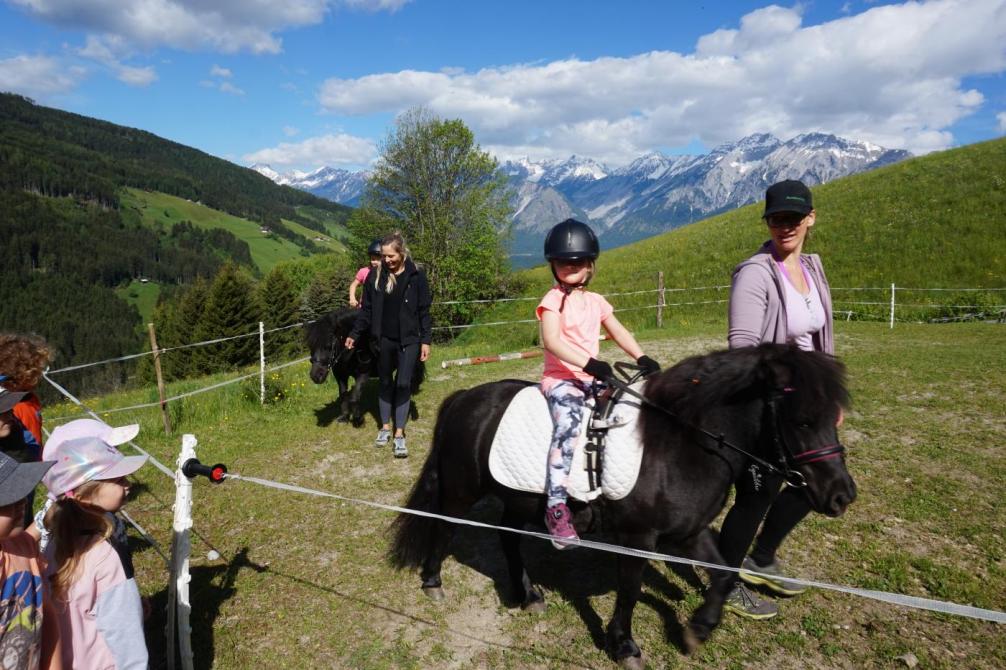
[544,379,592,507]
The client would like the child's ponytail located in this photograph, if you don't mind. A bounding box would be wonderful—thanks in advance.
[43,481,112,600]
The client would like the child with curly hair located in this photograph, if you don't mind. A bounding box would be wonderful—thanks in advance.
[0,333,54,460]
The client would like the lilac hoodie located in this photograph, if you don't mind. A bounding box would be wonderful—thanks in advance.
[728,241,834,354]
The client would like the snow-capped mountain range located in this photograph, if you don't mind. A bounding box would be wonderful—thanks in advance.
[251,132,910,262]
[250,164,371,206]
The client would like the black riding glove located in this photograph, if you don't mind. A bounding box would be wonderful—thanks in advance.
[636,355,661,376]
[583,357,614,382]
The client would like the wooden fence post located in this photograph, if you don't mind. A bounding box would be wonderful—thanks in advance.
[148,323,172,434]
[656,271,666,328]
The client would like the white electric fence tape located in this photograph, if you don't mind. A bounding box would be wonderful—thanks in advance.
[42,371,176,479]
[222,473,1005,625]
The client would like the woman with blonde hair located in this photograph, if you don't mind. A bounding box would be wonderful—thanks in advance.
[346,232,432,458]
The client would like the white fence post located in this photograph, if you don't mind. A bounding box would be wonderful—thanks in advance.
[259,322,266,405]
[168,434,196,670]
[890,283,896,329]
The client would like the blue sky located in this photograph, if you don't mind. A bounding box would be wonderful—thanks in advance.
[1,0,1005,172]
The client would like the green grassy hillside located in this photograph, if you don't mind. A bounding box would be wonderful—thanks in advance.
[463,137,1006,351]
[121,188,347,274]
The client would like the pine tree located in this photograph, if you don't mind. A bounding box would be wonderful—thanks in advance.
[259,266,301,360]
[192,264,260,374]
[173,277,210,377]
[300,264,348,322]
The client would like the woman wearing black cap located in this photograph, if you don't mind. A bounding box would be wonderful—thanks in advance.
[719,179,838,619]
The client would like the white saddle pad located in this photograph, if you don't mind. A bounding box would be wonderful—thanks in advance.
[488,383,646,501]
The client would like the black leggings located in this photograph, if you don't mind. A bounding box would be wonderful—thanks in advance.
[377,337,420,432]
[718,465,812,570]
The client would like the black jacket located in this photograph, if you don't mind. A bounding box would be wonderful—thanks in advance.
[349,258,432,345]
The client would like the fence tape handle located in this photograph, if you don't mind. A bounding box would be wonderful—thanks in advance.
[181,458,228,484]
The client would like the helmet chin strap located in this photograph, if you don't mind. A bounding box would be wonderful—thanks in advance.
[550,264,591,312]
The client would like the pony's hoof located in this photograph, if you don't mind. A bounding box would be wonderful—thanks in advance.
[618,654,645,670]
[422,586,445,601]
[682,626,704,655]
[522,599,547,614]
[336,415,350,424]
[351,416,365,427]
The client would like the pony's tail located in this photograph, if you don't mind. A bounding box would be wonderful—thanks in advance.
[388,389,462,570]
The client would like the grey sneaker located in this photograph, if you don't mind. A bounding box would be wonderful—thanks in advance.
[739,556,807,596]
[393,436,408,458]
[375,428,392,446]
[724,582,778,620]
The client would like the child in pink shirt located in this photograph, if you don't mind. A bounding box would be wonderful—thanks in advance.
[42,436,149,669]
[535,219,660,548]
[348,239,384,309]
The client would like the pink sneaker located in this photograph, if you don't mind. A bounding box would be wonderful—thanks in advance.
[544,503,579,550]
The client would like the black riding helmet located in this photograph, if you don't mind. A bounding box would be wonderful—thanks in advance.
[367,238,383,256]
[544,218,599,261]
[544,219,599,304]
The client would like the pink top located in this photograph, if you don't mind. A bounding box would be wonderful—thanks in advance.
[354,267,370,283]
[536,287,613,392]
[50,540,147,669]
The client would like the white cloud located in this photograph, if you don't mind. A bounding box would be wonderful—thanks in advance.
[343,0,411,11]
[116,64,157,86]
[78,35,156,86]
[998,112,1006,133]
[210,64,232,78]
[318,0,1006,162]
[244,133,377,167]
[283,125,300,137]
[9,0,407,54]
[219,81,245,95]
[0,54,85,97]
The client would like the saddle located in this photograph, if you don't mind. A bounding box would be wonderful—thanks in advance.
[488,381,646,501]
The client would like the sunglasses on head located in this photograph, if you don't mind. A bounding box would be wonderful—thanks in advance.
[766,212,807,228]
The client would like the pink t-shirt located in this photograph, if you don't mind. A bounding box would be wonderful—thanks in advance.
[536,287,613,392]
[354,266,370,283]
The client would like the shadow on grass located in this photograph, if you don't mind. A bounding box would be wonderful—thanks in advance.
[442,497,699,657]
[145,547,264,670]
[147,543,603,669]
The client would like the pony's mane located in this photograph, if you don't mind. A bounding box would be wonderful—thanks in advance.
[305,308,357,352]
[644,344,848,426]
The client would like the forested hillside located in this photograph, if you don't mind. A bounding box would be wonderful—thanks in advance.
[0,93,354,379]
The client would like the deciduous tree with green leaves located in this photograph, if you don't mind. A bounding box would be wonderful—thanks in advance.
[348,108,514,336]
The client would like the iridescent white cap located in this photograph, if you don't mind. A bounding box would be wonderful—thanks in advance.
[42,436,147,499]
[44,419,139,460]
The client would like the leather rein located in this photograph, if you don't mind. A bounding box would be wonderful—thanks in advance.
[604,362,845,488]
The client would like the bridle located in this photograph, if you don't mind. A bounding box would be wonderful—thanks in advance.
[311,332,353,373]
[605,364,846,488]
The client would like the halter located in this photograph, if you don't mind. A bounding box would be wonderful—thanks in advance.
[311,332,354,373]
[605,370,845,488]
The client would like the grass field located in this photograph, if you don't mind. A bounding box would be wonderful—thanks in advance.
[116,279,162,324]
[120,188,322,273]
[44,320,1004,669]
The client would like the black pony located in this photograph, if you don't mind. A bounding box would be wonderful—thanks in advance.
[306,308,425,426]
[390,344,855,667]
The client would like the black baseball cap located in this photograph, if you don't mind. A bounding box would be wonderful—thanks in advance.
[763,180,813,218]
[0,451,53,507]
